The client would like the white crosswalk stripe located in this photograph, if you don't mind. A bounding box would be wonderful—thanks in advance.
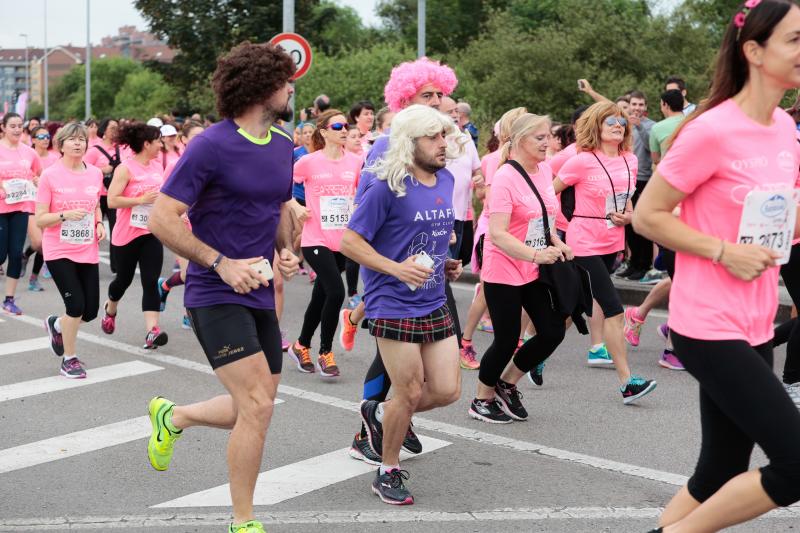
[0,337,50,357]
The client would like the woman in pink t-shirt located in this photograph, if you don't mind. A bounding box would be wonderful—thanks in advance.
[0,112,43,315]
[467,114,571,424]
[36,123,105,379]
[103,122,168,350]
[289,109,360,378]
[553,101,656,404]
[634,3,800,531]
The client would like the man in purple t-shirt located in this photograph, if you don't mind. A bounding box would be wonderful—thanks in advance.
[342,105,464,506]
[144,42,300,533]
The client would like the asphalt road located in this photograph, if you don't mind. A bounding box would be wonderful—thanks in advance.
[0,247,798,533]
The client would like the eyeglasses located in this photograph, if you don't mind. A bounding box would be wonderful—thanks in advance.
[604,117,627,128]
[327,122,348,131]
[34,134,50,140]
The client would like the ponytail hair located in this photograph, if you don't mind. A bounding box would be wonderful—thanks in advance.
[311,109,345,151]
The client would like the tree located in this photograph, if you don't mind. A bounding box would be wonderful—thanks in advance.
[113,70,177,120]
[683,0,741,44]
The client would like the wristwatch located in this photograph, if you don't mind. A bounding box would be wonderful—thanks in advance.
[208,253,224,273]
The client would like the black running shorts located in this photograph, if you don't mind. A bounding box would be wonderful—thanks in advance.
[187,304,282,373]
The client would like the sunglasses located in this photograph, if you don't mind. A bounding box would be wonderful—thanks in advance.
[35,133,51,140]
[604,117,627,128]
[327,122,348,131]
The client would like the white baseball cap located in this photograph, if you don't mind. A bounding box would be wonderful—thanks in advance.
[146,117,164,128]
[160,124,178,137]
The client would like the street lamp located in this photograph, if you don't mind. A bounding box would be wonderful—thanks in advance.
[19,33,30,115]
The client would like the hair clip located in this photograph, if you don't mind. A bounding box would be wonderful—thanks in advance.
[734,0,762,40]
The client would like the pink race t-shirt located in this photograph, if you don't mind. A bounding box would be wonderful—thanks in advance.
[549,143,578,233]
[559,150,638,257]
[36,160,103,264]
[481,162,559,286]
[446,134,481,221]
[658,99,800,345]
[0,143,42,214]
[38,150,61,170]
[294,150,361,251]
[111,158,164,246]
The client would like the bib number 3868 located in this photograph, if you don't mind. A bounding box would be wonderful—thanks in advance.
[736,189,797,266]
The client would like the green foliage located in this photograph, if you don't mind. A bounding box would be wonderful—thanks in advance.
[683,0,741,44]
[113,69,177,120]
[26,101,45,120]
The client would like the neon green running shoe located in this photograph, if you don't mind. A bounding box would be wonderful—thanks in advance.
[229,520,265,533]
[147,396,182,471]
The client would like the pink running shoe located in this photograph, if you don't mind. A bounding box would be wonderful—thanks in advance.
[281,330,290,352]
[658,349,685,371]
[144,327,169,349]
[459,340,480,370]
[623,307,644,347]
[101,302,116,334]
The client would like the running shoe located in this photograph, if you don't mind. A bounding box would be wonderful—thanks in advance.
[308,269,317,283]
[476,316,494,333]
[157,277,170,311]
[101,302,116,334]
[181,314,192,330]
[229,521,265,533]
[613,261,632,278]
[299,266,308,276]
[144,327,169,350]
[44,315,64,356]
[372,468,413,505]
[172,260,180,273]
[42,265,51,279]
[349,432,382,465]
[623,307,644,347]
[621,376,657,405]
[317,351,340,378]
[468,398,512,424]
[657,323,670,342]
[289,341,314,373]
[346,294,362,310]
[281,330,290,351]
[639,268,666,285]
[60,357,86,378]
[28,277,44,292]
[2,298,22,315]
[495,382,528,421]
[459,339,480,369]
[360,400,383,456]
[528,361,545,386]
[587,344,614,366]
[625,269,648,282]
[658,350,685,371]
[147,396,182,471]
[783,382,800,409]
[339,308,358,352]
[402,424,422,454]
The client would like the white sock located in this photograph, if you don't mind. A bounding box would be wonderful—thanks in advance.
[380,463,399,475]
[63,354,77,361]
[590,343,604,352]
[375,402,385,423]
[54,317,62,333]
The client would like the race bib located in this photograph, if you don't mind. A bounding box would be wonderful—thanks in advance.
[60,217,94,245]
[130,204,152,229]
[524,215,548,250]
[605,193,630,228]
[736,189,797,265]
[320,195,353,230]
[2,179,36,204]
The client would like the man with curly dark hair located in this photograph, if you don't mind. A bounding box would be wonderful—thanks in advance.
[145,41,301,533]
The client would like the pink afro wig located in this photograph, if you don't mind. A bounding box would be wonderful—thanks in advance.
[383,57,458,113]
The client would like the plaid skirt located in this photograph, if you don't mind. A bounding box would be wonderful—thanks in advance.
[368,305,455,344]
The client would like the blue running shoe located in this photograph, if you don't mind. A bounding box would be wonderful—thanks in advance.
[587,344,614,366]
[157,277,169,312]
[621,375,657,405]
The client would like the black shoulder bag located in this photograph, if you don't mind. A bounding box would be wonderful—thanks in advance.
[506,160,593,333]
[95,144,121,189]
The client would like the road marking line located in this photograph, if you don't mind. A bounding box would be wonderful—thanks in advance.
[2,506,800,529]
[154,435,450,508]
[0,416,151,474]
[0,361,163,403]
[7,313,683,487]
[0,337,50,357]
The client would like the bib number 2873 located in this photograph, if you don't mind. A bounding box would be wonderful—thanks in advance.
[736,189,797,266]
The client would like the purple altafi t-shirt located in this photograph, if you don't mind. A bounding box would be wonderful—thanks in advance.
[354,132,389,205]
[348,169,455,319]
[160,119,293,309]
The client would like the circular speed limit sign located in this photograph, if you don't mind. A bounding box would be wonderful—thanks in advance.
[270,33,313,80]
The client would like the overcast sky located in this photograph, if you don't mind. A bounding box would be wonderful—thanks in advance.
[0,0,383,50]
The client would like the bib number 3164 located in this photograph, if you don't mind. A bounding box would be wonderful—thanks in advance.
[736,189,797,266]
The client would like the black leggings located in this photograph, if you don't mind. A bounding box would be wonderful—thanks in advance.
[625,180,653,271]
[100,196,117,271]
[24,246,44,276]
[479,280,567,388]
[47,259,100,321]
[574,253,623,318]
[671,332,800,507]
[108,234,163,312]
[778,243,800,384]
[0,211,29,279]
[345,258,359,297]
[299,246,346,354]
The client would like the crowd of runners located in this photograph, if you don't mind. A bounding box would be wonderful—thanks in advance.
[2,0,800,532]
